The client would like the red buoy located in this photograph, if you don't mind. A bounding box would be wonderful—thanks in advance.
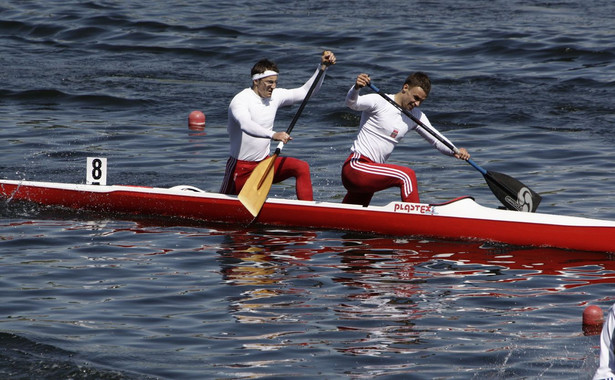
[188,110,205,130]
[583,305,604,336]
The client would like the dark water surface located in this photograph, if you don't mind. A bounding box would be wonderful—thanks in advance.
[1,1,615,378]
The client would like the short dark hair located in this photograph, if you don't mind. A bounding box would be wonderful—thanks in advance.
[404,72,431,96]
[251,59,279,76]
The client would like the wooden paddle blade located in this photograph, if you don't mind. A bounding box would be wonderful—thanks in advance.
[238,156,276,217]
[484,170,542,212]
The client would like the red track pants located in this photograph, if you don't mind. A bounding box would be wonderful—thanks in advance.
[220,156,313,201]
[341,152,419,207]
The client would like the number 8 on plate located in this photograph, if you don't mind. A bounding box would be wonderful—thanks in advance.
[86,157,107,185]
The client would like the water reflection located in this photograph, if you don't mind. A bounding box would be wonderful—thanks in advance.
[214,229,615,357]
[217,230,325,326]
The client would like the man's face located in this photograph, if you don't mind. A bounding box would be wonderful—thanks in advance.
[401,85,427,110]
[253,76,278,98]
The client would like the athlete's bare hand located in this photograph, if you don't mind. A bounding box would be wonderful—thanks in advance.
[321,50,336,68]
[354,73,371,90]
[455,147,470,160]
[272,131,292,144]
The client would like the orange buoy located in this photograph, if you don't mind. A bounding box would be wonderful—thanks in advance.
[188,110,205,130]
[583,305,604,336]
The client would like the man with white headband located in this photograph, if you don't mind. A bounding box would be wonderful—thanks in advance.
[220,50,336,199]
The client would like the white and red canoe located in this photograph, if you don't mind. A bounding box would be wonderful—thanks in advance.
[1,179,614,253]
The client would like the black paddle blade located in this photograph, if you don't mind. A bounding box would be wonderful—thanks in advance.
[484,171,542,212]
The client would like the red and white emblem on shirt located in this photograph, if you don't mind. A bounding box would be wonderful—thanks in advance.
[390,129,399,138]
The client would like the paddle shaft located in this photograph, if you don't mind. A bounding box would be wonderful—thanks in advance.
[283,68,326,138]
[256,67,326,189]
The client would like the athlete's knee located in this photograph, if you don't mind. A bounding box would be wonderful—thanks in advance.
[295,159,310,176]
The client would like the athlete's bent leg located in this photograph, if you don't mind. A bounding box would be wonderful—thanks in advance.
[341,153,420,205]
[398,166,420,203]
[273,156,313,201]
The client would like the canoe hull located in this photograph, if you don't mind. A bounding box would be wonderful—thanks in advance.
[1,179,614,252]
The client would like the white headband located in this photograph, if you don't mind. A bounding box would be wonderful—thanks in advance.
[252,70,279,81]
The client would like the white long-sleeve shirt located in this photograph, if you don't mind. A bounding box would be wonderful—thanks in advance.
[227,68,325,162]
[595,304,615,380]
[345,86,456,163]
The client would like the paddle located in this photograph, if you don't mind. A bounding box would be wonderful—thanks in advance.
[238,67,326,217]
[368,82,542,212]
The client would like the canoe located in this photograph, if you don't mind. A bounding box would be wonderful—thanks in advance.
[1,179,614,253]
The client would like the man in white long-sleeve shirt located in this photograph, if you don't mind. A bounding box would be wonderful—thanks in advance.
[220,51,336,199]
[342,72,470,206]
